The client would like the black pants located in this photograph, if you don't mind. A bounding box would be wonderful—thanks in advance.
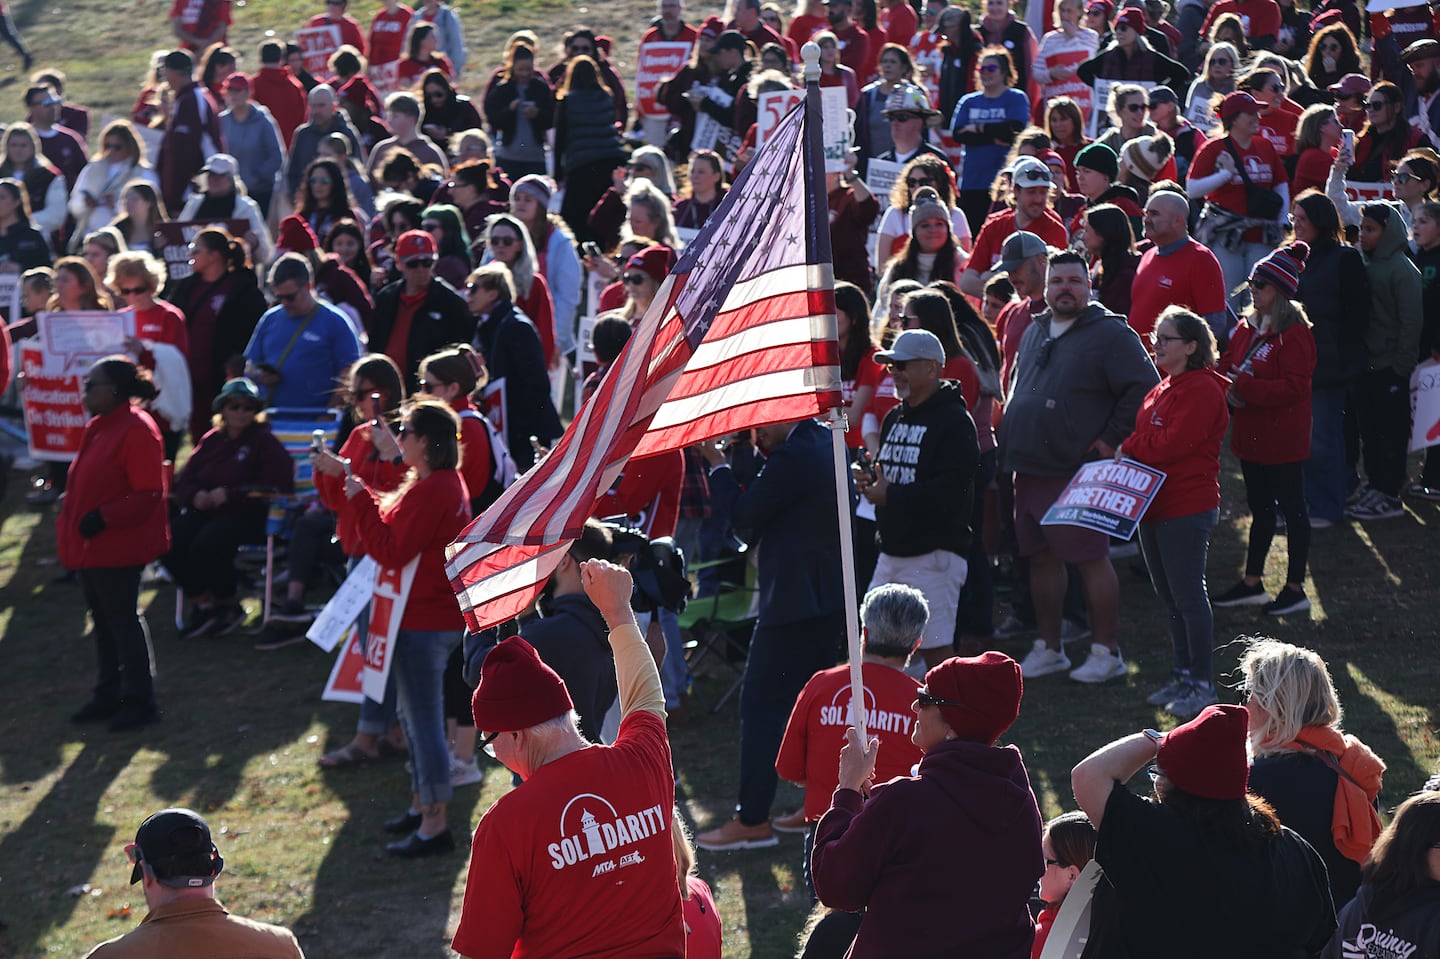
[1354,368,1411,498]
[286,508,341,583]
[78,565,156,707]
[0,4,29,59]
[164,508,265,599]
[1240,460,1309,584]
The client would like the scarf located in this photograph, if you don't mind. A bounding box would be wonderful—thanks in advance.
[1285,725,1385,864]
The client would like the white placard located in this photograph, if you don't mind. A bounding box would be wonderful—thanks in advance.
[1087,79,1156,139]
[1410,358,1440,452]
[307,555,378,652]
[819,86,852,173]
[757,89,804,146]
[866,158,903,212]
[1038,860,1103,959]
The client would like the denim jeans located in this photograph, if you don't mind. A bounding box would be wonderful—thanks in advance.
[737,611,843,824]
[79,565,156,707]
[1304,386,1350,523]
[393,628,462,806]
[658,606,688,710]
[1138,509,1218,681]
[1211,239,1271,313]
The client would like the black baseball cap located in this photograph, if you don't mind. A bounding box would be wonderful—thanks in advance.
[129,808,224,888]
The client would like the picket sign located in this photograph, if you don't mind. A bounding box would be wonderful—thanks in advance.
[22,311,136,461]
[307,555,379,653]
[635,42,693,117]
[1038,860,1103,959]
[1087,79,1156,139]
[1410,358,1440,453]
[361,557,419,703]
[295,24,342,76]
[1040,457,1167,541]
[322,627,366,704]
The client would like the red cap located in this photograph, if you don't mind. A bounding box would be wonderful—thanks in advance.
[1086,0,1115,17]
[699,15,726,37]
[395,229,437,260]
[277,215,318,253]
[1326,72,1371,98]
[1309,8,1343,30]
[626,244,675,285]
[222,72,250,93]
[1114,6,1146,33]
[922,651,1023,745]
[1156,704,1251,800]
[1218,91,1262,122]
[470,636,575,732]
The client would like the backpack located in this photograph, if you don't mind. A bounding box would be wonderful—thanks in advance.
[458,408,518,505]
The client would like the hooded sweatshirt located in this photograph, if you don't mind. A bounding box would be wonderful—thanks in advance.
[1000,302,1159,477]
[1361,202,1424,377]
[812,738,1044,959]
[1323,884,1440,959]
[1120,366,1230,521]
[873,379,980,557]
[1219,318,1316,465]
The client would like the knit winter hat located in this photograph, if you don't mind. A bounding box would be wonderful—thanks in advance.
[471,636,575,732]
[1120,132,1173,183]
[908,186,948,230]
[626,244,675,285]
[1113,6,1146,33]
[1156,704,1251,800]
[1249,241,1309,297]
[1074,142,1119,179]
[511,174,554,208]
[922,651,1023,745]
[277,215,318,253]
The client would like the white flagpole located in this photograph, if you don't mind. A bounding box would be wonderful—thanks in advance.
[802,40,867,745]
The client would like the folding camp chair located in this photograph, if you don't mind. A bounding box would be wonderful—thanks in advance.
[173,407,343,628]
[677,547,758,713]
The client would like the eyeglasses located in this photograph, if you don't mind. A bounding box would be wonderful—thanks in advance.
[979,63,1000,73]
[396,424,412,438]
[916,686,964,708]
[884,360,911,371]
[117,285,149,295]
[1123,102,1145,113]
[1392,171,1419,184]
[489,235,517,247]
[1113,22,1132,31]
[1045,857,1064,867]
[403,257,435,269]
[480,730,502,758]
[889,112,922,122]
[420,379,443,392]
[1211,58,1232,66]
[1249,278,1270,290]
[906,175,934,187]
[1148,332,1186,345]
[103,141,125,151]
[623,272,649,285]
[1319,41,1341,51]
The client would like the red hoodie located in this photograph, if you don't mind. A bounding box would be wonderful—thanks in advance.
[343,468,470,630]
[57,405,169,569]
[315,422,407,556]
[1219,320,1316,464]
[1121,367,1231,521]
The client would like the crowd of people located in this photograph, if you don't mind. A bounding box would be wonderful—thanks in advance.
[6,0,1439,956]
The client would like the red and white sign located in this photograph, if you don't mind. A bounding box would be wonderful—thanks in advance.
[757,90,804,146]
[1041,458,1167,541]
[1343,181,1397,204]
[20,345,85,462]
[634,42,692,118]
[362,556,419,703]
[322,626,366,703]
[368,60,401,98]
[296,24,343,77]
[1410,358,1440,453]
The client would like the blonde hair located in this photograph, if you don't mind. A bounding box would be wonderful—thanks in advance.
[106,250,168,294]
[671,807,696,891]
[469,261,517,302]
[622,180,678,249]
[483,213,538,298]
[1237,637,1342,757]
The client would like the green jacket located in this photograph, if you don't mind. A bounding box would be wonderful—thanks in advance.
[1361,201,1423,376]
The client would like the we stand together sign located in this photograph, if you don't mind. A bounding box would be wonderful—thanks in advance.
[1041,458,1167,541]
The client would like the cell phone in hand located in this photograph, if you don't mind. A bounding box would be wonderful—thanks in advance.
[311,429,326,455]
[855,447,878,483]
[369,392,382,423]
[582,241,602,260]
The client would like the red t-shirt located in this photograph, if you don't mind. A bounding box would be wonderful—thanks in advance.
[1190,135,1288,241]
[683,875,723,959]
[832,22,871,77]
[368,4,414,66]
[943,354,981,413]
[788,13,828,44]
[968,208,1069,276]
[307,13,367,56]
[843,344,887,448]
[1258,108,1298,159]
[168,0,231,46]
[1128,238,1226,341]
[452,711,687,959]
[384,288,427,377]
[1200,0,1282,39]
[882,1,919,46]
[775,662,924,822]
[452,398,494,509]
[128,300,189,354]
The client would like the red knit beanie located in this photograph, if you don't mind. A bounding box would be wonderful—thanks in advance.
[922,651,1023,745]
[1249,241,1309,298]
[626,244,675,286]
[470,636,575,732]
[1156,704,1250,800]
[277,215,318,254]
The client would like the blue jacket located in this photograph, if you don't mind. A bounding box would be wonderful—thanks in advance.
[220,103,285,197]
[707,419,847,627]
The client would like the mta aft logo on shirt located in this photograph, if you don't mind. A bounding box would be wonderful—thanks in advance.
[548,794,669,877]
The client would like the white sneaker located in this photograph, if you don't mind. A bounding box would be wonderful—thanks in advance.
[1020,639,1072,678]
[1069,644,1127,684]
[450,755,484,788]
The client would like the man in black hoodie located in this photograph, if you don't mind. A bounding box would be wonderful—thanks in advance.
[856,329,980,670]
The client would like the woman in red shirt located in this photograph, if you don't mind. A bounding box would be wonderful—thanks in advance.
[112,251,190,458]
[1115,306,1230,718]
[340,397,471,857]
[61,357,169,731]
[1213,243,1317,619]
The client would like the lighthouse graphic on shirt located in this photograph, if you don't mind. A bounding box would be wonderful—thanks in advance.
[548,793,668,876]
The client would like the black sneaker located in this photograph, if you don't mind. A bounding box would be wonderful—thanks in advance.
[70,698,120,724]
[1212,580,1269,607]
[1264,586,1311,616]
[253,624,308,651]
[179,606,217,639]
[108,702,160,732]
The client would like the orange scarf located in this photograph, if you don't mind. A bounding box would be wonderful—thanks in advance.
[1285,726,1386,864]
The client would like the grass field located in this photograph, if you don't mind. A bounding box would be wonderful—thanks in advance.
[0,0,1437,955]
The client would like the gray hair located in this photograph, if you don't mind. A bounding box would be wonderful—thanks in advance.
[308,83,336,104]
[860,583,930,658]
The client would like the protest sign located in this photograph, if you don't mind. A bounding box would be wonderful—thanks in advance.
[39,311,134,375]
[757,89,805,145]
[368,60,400,98]
[1410,358,1440,453]
[308,555,378,652]
[322,627,366,704]
[153,220,250,282]
[362,556,419,703]
[866,158,903,212]
[296,24,343,76]
[819,86,852,172]
[1038,860,1103,959]
[1087,79,1155,138]
[1041,457,1167,540]
[20,345,85,461]
[635,42,692,117]
[1342,181,1396,204]
[0,271,22,324]
[481,378,509,448]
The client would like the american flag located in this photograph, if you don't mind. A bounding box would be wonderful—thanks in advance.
[446,82,842,631]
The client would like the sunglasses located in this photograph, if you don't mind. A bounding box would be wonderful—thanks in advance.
[1249,278,1270,290]
[884,359,912,371]
[623,272,649,285]
[489,235,517,247]
[480,730,503,758]
[906,176,934,187]
[403,257,435,269]
[1319,41,1341,51]
[1123,102,1145,112]
[916,686,964,708]
[277,290,302,303]
[890,112,923,122]
[1392,171,1419,184]
[396,424,413,438]
[421,222,443,231]
[1045,856,1065,866]
[1149,332,1185,345]
[1211,58,1232,66]
[1364,100,1391,111]
[308,177,332,185]
[979,63,1000,73]
[117,286,149,295]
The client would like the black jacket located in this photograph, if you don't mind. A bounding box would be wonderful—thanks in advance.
[472,299,562,472]
[369,277,472,386]
[0,220,51,271]
[482,75,555,146]
[1323,884,1440,959]
[874,380,980,557]
[168,266,268,391]
[1296,239,1371,388]
[519,592,614,743]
